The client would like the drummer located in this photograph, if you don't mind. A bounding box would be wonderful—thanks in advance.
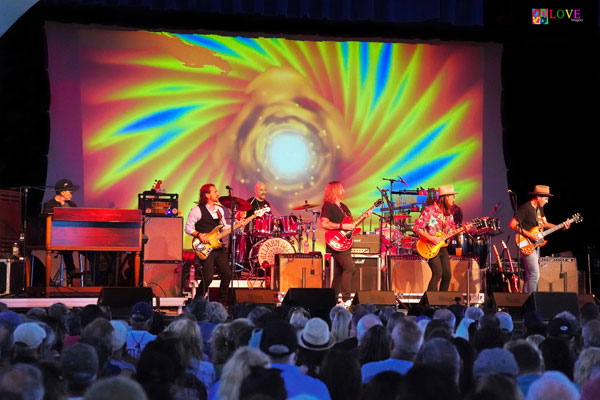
[238,181,271,219]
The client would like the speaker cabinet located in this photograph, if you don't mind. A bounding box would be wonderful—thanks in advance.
[523,292,579,320]
[143,217,183,261]
[388,256,481,294]
[420,291,463,306]
[274,253,323,292]
[234,289,277,304]
[350,255,381,291]
[492,292,530,308]
[142,262,182,297]
[352,291,397,308]
[98,287,154,318]
[538,257,578,293]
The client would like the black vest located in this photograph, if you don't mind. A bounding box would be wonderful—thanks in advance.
[194,204,221,233]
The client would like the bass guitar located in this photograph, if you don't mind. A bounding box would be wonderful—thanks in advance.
[515,213,582,255]
[192,207,270,260]
[501,240,520,293]
[324,199,384,252]
[416,218,483,259]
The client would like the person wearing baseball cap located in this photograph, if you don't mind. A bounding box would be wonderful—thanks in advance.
[509,185,571,292]
[413,185,460,292]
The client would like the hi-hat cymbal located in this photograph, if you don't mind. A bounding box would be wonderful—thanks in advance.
[292,202,321,211]
[219,196,252,211]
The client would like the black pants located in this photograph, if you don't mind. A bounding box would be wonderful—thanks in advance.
[330,249,356,301]
[427,247,451,292]
[197,248,232,305]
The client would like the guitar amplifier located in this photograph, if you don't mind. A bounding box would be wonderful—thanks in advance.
[539,257,578,293]
[138,192,179,217]
[274,253,324,292]
[351,234,380,254]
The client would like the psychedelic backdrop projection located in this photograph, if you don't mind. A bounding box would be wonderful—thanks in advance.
[48,27,484,247]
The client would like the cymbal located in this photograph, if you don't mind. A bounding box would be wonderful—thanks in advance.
[291,202,321,211]
[218,196,252,211]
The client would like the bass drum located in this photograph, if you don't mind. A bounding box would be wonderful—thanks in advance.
[249,237,296,269]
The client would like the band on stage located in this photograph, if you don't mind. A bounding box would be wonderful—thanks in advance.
[39,176,579,306]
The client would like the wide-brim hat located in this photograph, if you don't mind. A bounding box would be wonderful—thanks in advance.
[297,318,335,351]
[529,185,553,197]
[438,185,458,197]
[54,178,80,192]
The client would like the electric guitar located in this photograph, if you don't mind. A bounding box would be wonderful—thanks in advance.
[416,218,483,259]
[515,213,582,255]
[492,244,510,292]
[192,207,270,260]
[324,199,384,252]
[501,240,520,293]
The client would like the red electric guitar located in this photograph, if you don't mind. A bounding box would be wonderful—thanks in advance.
[501,240,521,293]
[324,199,383,252]
[492,244,511,292]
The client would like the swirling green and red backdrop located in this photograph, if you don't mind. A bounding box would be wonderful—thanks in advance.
[48,28,484,247]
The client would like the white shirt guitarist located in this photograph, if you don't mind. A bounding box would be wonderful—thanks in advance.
[509,185,570,293]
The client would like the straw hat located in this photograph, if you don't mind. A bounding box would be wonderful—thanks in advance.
[297,318,335,351]
[529,185,553,197]
[438,185,458,197]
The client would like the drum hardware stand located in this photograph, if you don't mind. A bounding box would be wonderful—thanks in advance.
[225,186,240,295]
[309,210,320,253]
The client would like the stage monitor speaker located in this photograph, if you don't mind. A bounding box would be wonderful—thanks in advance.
[282,288,337,319]
[350,255,381,291]
[389,256,481,294]
[538,257,578,293]
[492,292,530,314]
[234,289,277,305]
[275,253,323,292]
[143,217,183,261]
[523,292,579,321]
[352,291,397,309]
[98,287,154,318]
[420,291,463,307]
[142,262,182,297]
[0,259,25,295]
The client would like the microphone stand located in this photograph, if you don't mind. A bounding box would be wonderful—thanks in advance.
[226,187,238,295]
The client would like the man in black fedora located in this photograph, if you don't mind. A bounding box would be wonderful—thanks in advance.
[42,178,82,285]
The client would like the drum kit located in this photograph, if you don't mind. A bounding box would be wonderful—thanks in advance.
[447,216,502,267]
[221,196,321,281]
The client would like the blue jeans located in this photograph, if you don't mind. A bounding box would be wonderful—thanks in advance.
[524,249,540,293]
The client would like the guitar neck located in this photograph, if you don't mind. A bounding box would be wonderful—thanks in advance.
[442,224,468,241]
[216,214,258,240]
[501,240,516,272]
[541,218,572,238]
[352,204,378,226]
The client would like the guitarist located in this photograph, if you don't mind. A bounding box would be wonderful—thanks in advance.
[185,183,232,305]
[413,185,458,292]
[320,181,370,303]
[509,185,570,293]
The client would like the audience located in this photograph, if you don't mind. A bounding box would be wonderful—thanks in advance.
[2,293,599,400]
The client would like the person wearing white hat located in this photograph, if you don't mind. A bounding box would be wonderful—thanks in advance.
[413,185,459,291]
[509,185,570,292]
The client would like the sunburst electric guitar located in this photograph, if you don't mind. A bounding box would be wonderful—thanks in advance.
[416,218,483,259]
[192,207,270,260]
[324,199,383,252]
[515,213,582,255]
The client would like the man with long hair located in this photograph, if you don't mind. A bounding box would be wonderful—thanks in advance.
[413,185,458,292]
[185,183,232,305]
[320,181,364,303]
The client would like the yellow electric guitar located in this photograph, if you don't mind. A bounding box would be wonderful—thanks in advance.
[416,218,483,259]
[192,207,270,260]
[515,213,582,255]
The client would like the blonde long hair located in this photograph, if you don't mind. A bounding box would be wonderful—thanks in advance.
[217,346,270,400]
[323,181,344,203]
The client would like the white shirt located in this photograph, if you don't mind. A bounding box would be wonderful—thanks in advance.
[185,204,229,236]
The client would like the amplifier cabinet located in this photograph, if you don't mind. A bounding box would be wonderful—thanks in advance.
[274,253,324,292]
[348,255,382,291]
[539,257,578,293]
[388,256,481,294]
[143,262,182,297]
[143,217,183,262]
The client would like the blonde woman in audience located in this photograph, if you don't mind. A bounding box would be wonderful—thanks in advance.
[208,346,270,400]
[165,318,215,393]
[330,307,352,344]
[574,347,600,388]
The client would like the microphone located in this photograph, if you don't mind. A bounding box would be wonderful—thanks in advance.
[225,185,232,190]
[376,186,388,193]
[398,176,408,187]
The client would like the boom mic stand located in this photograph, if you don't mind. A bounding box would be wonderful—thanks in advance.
[226,186,239,297]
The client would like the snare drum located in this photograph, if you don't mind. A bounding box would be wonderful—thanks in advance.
[250,213,276,237]
[249,237,296,268]
[278,215,300,236]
